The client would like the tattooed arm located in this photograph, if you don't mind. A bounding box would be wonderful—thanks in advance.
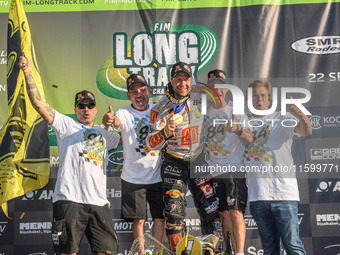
[19,55,55,125]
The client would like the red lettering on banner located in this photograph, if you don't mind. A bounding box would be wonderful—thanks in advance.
[148,131,164,148]
[150,109,159,124]
[181,126,199,145]
[201,183,214,198]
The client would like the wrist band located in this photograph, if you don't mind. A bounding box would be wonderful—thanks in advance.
[24,71,32,75]
[236,125,243,136]
[110,116,116,127]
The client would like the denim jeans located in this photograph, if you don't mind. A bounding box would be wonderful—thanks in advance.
[250,201,306,255]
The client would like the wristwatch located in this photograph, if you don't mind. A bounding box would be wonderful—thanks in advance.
[236,125,243,136]
[111,116,116,127]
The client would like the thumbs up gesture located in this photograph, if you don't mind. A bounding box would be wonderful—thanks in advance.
[288,96,304,117]
[226,114,239,133]
[102,105,120,127]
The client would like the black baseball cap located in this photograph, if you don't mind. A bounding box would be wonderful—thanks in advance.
[207,69,227,84]
[74,90,96,107]
[171,62,192,78]
[126,74,148,91]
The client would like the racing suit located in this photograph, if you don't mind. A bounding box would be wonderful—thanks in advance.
[146,86,220,251]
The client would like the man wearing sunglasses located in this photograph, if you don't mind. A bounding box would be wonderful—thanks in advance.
[19,55,120,255]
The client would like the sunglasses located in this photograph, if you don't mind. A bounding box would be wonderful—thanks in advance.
[77,103,95,109]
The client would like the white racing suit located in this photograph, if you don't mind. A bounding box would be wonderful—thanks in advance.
[146,88,221,251]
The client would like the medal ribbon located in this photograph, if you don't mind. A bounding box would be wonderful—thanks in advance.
[173,98,188,114]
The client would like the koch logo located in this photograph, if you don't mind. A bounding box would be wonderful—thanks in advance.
[309,115,340,129]
[309,115,321,129]
[310,148,340,160]
[316,181,340,192]
[316,214,340,226]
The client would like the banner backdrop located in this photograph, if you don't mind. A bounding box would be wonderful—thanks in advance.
[0,1,340,254]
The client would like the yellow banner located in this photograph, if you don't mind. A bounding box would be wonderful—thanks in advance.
[0,0,50,218]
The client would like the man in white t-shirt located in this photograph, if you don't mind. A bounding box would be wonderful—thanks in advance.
[19,55,120,255]
[102,74,165,247]
[204,69,253,255]
[244,80,311,254]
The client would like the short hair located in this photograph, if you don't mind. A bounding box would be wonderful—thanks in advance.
[248,80,272,102]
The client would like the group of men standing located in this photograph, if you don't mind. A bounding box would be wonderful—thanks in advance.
[19,54,311,255]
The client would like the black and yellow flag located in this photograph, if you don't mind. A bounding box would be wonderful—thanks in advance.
[0,0,50,218]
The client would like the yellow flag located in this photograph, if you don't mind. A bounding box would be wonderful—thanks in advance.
[0,0,50,218]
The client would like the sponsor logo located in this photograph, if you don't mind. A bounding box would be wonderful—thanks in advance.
[0,49,6,65]
[163,178,184,186]
[201,183,214,198]
[52,232,60,246]
[323,244,340,254]
[247,246,290,255]
[316,181,340,192]
[248,245,292,255]
[166,189,184,198]
[97,23,218,100]
[168,141,178,145]
[309,114,340,129]
[106,188,121,198]
[181,126,199,145]
[150,110,159,124]
[194,177,212,186]
[168,233,182,251]
[244,215,258,230]
[50,156,59,167]
[114,219,153,234]
[19,222,52,235]
[164,165,182,176]
[316,214,340,226]
[148,131,164,148]
[291,36,340,55]
[108,150,124,165]
[107,147,124,176]
[204,200,218,214]
[185,218,201,231]
[114,221,133,232]
[227,196,235,206]
[0,221,8,236]
[22,190,54,201]
[244,214,305,230]
[309,115,322,129]
[247,246,264,255]
[310,148,340,160]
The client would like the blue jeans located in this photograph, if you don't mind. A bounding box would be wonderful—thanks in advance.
[250,201,306,255]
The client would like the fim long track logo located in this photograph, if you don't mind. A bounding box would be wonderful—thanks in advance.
[96,22,219,100]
